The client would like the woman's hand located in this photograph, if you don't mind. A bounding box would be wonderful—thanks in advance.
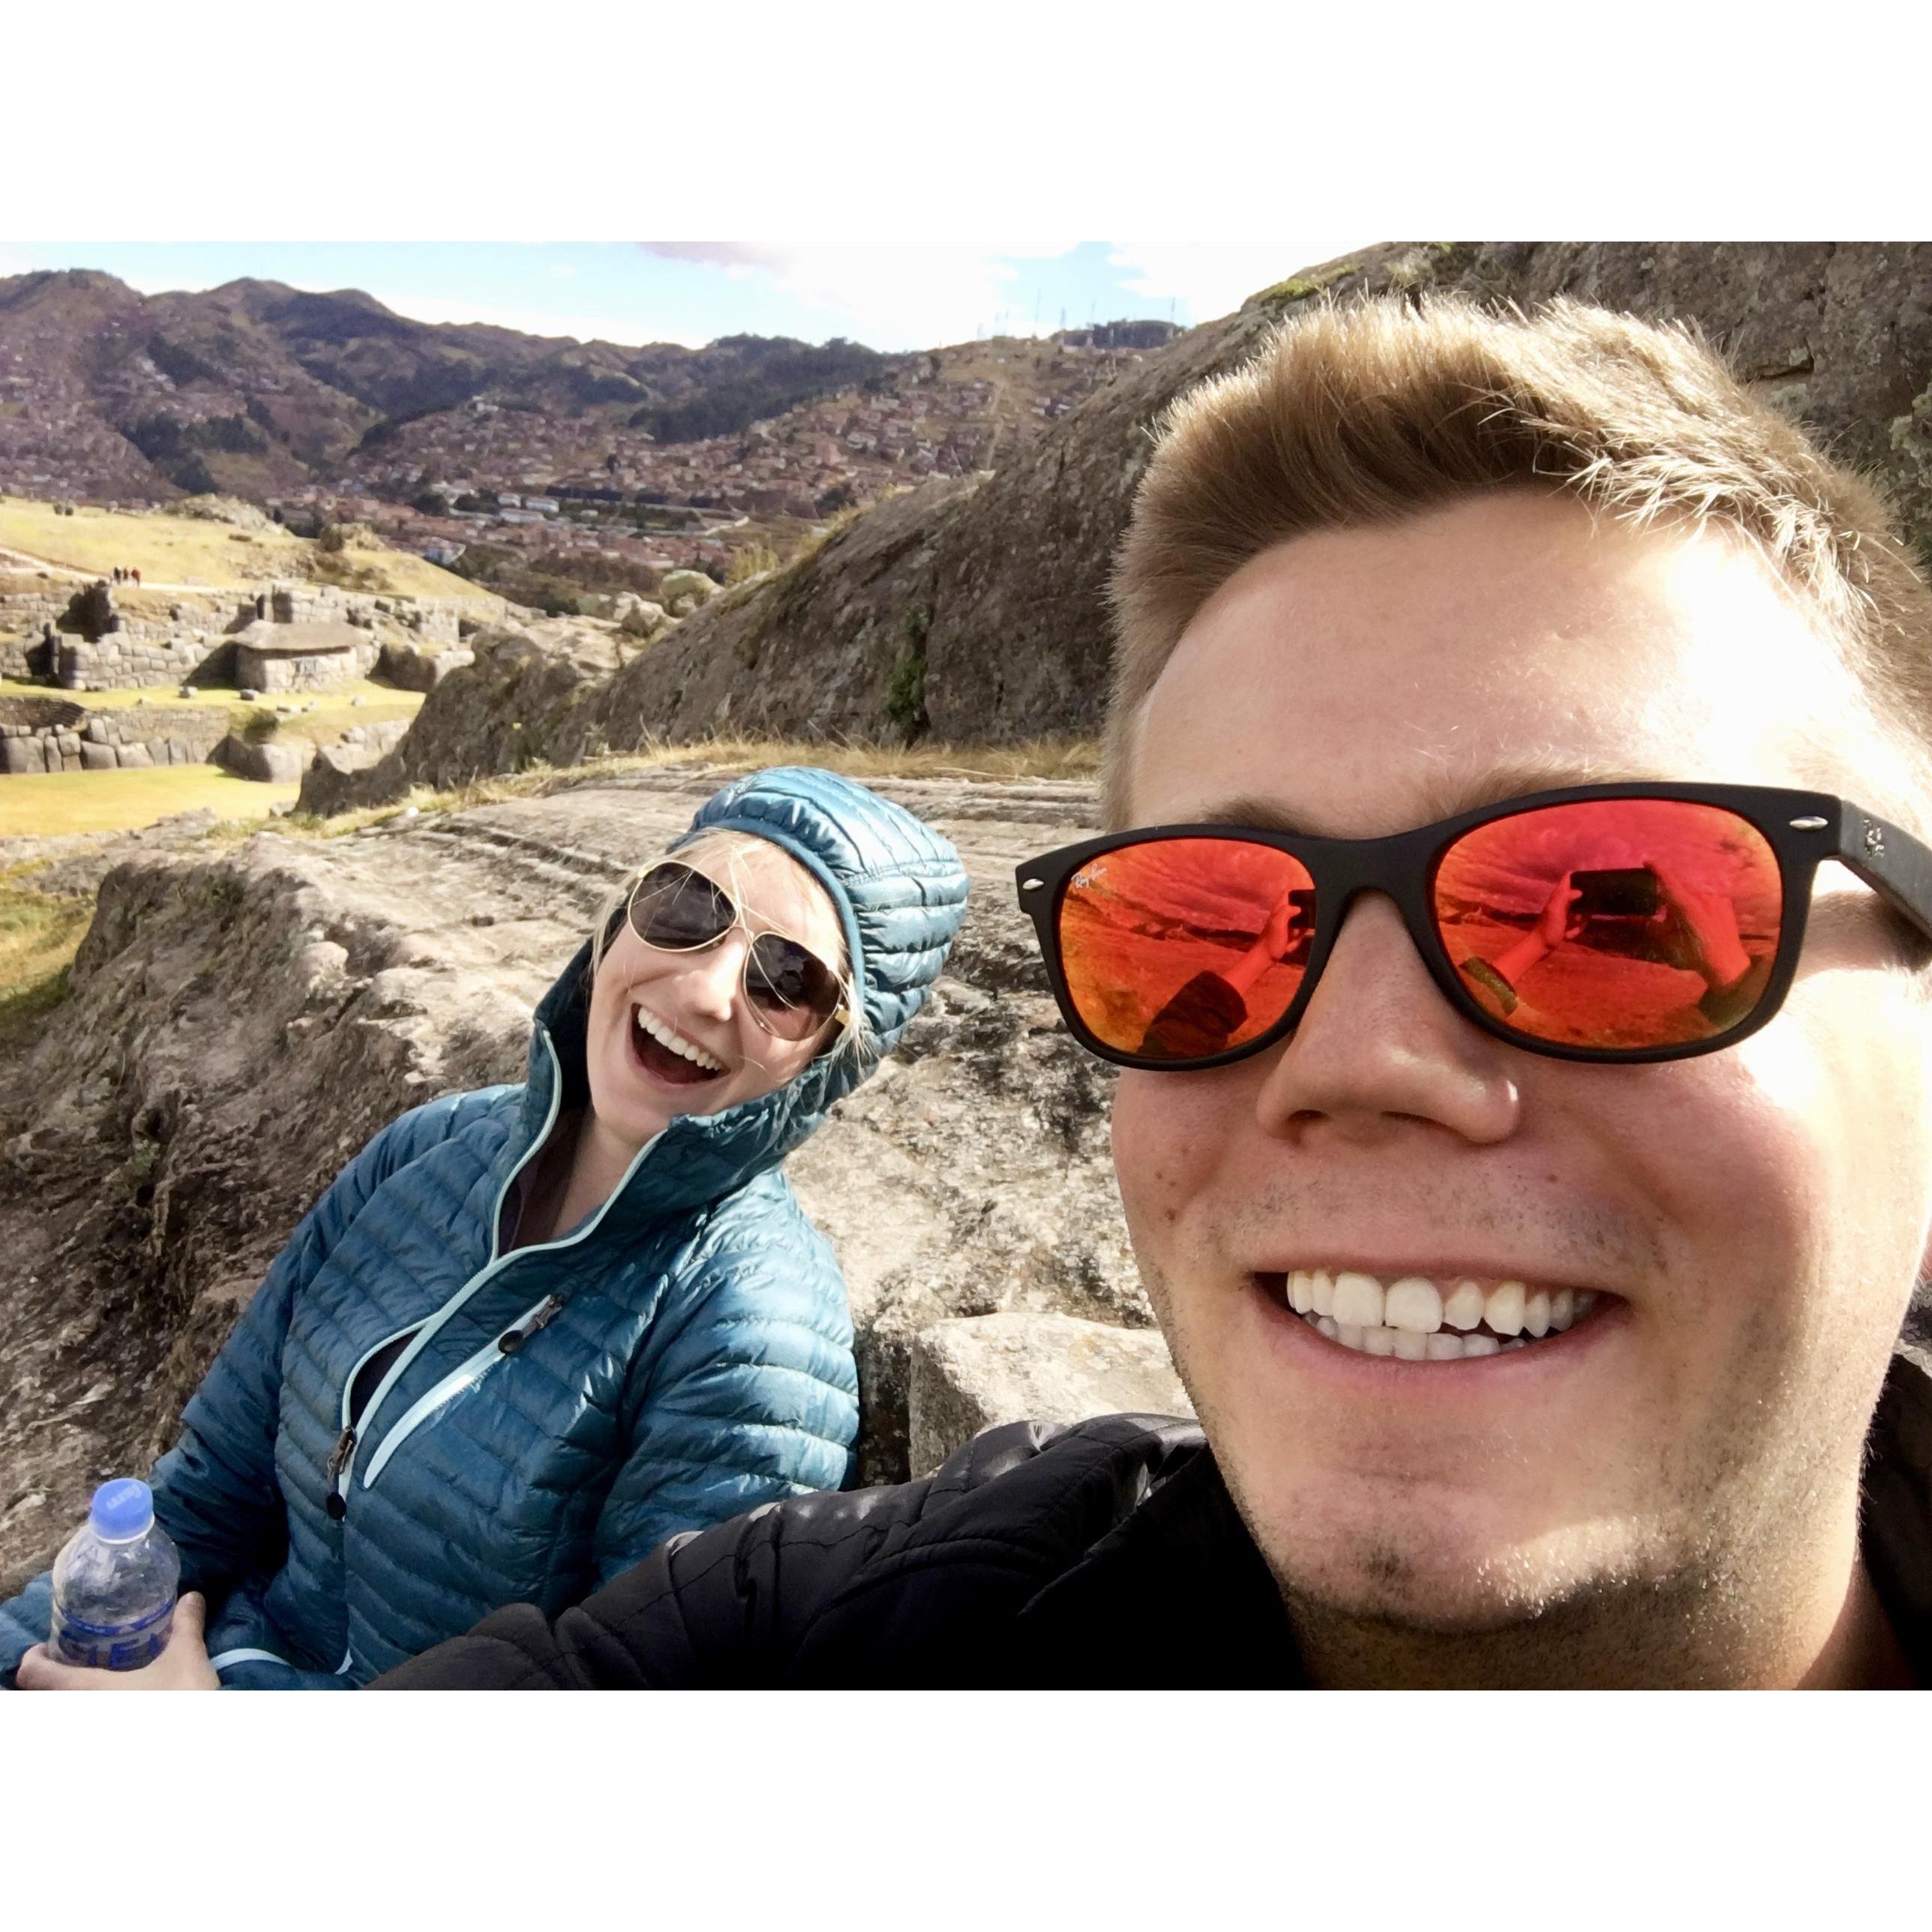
[16,1592,218,1691]
[1488,874,1582,990]
[1221,891,1306,997]
[1533,872,1584,949]
[1649,862,1754,990]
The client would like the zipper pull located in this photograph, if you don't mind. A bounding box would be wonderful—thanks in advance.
[498,1295,564,1354]
[324,1427,356,1520]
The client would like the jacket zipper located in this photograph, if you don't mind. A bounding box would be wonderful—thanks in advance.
[359,1293,563,1488]
[328,1030,661,1510]
[325,1321,424,1520]
[322,1033,565,1516]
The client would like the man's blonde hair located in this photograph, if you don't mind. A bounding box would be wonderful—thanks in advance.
[1104,293,1932,826]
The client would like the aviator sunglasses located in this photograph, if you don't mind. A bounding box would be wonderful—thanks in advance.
[1016,784,1932,1068]
[627,860,848,1044]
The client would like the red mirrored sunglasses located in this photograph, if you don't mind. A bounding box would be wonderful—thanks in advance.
[1015,785,1932,1068]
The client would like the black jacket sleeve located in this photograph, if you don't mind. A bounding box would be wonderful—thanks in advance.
[370,1416,1210,1688]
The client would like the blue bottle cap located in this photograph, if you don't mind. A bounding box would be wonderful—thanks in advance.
[89,1478,154,1541]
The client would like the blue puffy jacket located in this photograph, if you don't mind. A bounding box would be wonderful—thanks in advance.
[0,767,969,1688]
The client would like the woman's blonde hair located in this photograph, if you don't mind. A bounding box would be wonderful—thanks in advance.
[1106,292,1932,827]
[584,829,873,1067]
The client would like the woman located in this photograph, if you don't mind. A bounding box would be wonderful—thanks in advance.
[0,766,969,1688]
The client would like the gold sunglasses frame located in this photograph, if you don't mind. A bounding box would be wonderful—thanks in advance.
[625,858,850,1044]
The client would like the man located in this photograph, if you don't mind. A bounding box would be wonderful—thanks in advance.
[371,294,1930,1689]
[68,292,1932,1689]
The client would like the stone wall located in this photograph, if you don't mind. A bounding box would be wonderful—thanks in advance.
[268,581,491,646]
[233,638,381,693]
[56,631,230,693]
[0,590,67,680]
[0,700,230,774]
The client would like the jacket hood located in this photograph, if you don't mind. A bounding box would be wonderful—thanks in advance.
[518,766,970,1228]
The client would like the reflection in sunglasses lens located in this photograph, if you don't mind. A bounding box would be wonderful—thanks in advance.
[1056,838,1317,1060]
[748,937,839,1040]
[631,865,732,948]
[1434,799,1784,1050]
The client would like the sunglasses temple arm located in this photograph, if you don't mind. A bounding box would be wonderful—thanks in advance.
[1838,807,1932,940]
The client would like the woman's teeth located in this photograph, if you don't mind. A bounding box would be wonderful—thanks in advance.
[1270,1270,1601,1361]
[633,1005,725,1074]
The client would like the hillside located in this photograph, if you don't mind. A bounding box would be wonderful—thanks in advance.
[0,494,489,600]
[300,238,1932,814]
[0,268,887,503]
[0,268,1181,593]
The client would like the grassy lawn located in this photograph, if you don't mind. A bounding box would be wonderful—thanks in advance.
[250,688,422,744]
[0,676,423,741]
[0,766,298,839]
[0,866,94,1054]
[0,494,488,602]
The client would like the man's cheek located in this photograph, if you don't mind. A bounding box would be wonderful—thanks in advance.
[1112,1072,1220,1243]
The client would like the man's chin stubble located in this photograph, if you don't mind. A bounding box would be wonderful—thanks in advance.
[1137,1249,1874,1688]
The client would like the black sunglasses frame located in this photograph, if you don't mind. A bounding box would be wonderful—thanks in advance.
[1015,783,1932,1070]
[626,860,849,1045]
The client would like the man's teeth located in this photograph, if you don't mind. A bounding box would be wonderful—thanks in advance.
[1283,1270,1599,1360]
[633,1006,725,1072]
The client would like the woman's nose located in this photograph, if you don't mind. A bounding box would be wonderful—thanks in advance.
[681,934,748,1020]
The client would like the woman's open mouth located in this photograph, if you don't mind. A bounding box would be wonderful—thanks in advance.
[1254,1268,1614,1361]
[628,1001,728,1088]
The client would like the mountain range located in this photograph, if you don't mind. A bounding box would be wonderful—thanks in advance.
[0,269,900,500]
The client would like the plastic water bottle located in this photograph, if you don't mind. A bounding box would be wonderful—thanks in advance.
[48,1479,180,1670]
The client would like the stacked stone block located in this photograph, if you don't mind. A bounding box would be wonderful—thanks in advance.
[56,632,224,694]
[0,698,230,775]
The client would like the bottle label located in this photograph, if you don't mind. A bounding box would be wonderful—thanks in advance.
[49,1596,176,1672]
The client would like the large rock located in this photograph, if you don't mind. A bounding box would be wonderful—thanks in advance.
[614,595,665,639]
[294,619,627,817]
[0,736,47,775]
[380,640,475,693]
[214,733,317,784]
[908,1312,1192,1477]
[657,568,717,616]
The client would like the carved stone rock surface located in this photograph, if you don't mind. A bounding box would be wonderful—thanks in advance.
[907,1312,1192,1479]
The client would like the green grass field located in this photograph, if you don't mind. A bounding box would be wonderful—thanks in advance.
[0,766,299,839]
[0,494,490,602]
[1,676,422,741]
[0,868,95,1053]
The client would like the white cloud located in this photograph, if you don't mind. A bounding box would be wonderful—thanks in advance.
[639,242,1072,350]
[1107,239,1374,325]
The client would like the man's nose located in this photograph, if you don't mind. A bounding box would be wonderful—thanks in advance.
[1252,893,1520,1148]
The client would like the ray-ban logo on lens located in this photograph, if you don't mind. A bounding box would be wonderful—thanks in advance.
[1073,867,1100,889]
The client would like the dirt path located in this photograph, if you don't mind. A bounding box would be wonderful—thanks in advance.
[1,540,258,596]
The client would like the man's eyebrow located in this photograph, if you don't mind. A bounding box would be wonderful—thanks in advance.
[1183,760,1686,836]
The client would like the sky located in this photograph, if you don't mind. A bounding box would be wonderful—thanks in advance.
[0,240,1370,354]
